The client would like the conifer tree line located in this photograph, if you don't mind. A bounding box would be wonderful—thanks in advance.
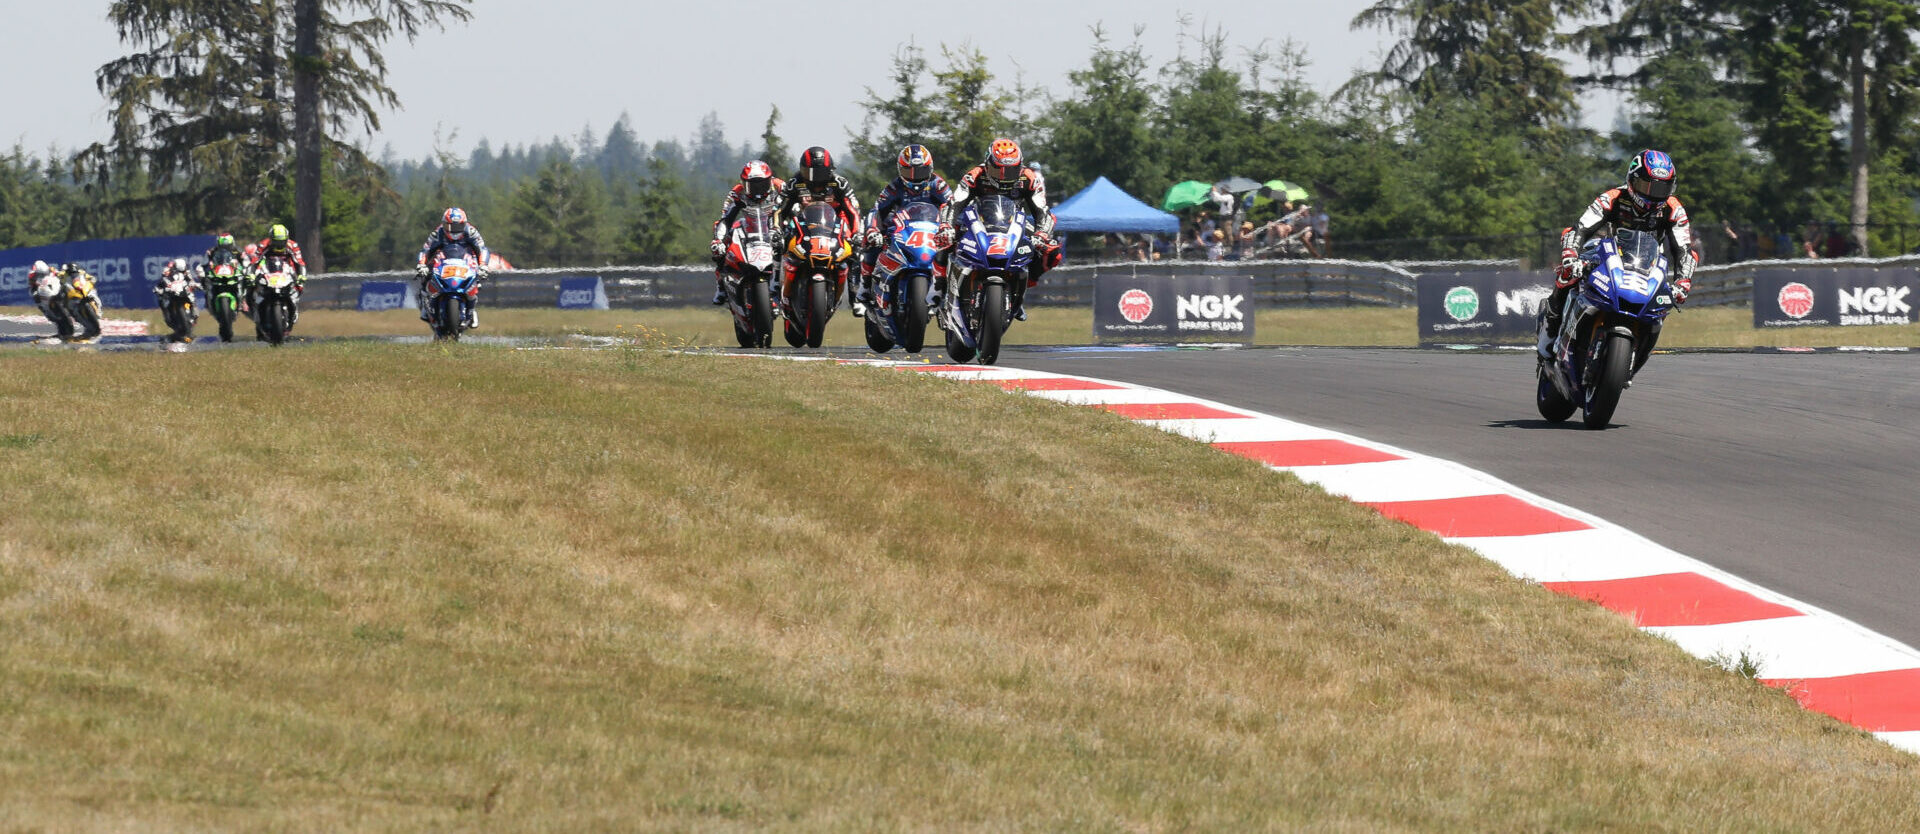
[6,1,1920,268]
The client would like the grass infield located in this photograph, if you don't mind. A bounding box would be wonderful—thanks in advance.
[3,343,1919,830]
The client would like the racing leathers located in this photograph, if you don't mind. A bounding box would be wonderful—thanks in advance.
[1542,188,1696,366]
[859,174,952,306]
[415,224,491,326]
[939,164,1060,318]
[776,174,862,307]
[709,177,787,304]
[249,238,307,334]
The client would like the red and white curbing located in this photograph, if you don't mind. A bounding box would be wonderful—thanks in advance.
[844,358,1920,754]
[0,313,149,337]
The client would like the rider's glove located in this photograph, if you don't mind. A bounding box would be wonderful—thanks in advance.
[1671,276,1692,305]
[415,264,430,279]
[1556,248,1582,288]
[709,239,726,258]
[934,224,955,249]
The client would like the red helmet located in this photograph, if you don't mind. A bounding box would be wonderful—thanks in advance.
[800,146,834,188]
[897,144,933,185]
[985,138,1023,187]
[741,160,774,199]
[443,207,469,240]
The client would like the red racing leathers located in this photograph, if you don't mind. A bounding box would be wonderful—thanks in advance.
[712,177,788,247]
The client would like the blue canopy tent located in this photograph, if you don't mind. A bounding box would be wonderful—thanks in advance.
[1052,176,1181,235]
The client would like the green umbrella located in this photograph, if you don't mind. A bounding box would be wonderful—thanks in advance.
[1160,180,1213,211]
[1256,179,1311,204]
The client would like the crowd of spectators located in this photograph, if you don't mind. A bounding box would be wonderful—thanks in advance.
[1071,194,1333,264]
[1703,221,1871,264]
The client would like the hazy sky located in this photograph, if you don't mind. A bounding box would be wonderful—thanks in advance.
[3,0,1624,165]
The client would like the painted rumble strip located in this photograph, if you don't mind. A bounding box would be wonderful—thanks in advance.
[860,358,1920,754]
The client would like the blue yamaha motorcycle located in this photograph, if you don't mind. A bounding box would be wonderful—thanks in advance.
[1536,227,1678,429]
[940,195,1036,365]
[863,203,941,354]
[427,243,482,341]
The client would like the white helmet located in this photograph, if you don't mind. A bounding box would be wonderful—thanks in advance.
[169,258,187,271]
[29,260,49,275]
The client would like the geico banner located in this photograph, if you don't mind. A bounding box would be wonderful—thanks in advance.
[357,281,418,312]
[1092,273,1254,342]
[0,235,214,309]
[1752,267,1919,328]
[1417,271,1550,344]
[556,276,610,310]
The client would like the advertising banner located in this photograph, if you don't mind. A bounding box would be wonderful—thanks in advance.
[0,235,215,309]
[1093,274,1254,342]
[557,276,610,310]
[1416,271,1551,345]
[357,281,418,312]
[1752,267,1918,328]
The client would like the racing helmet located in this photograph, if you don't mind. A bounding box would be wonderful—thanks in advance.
[800,146,835,189]
[897,144,934,191]
[29,259,49,277]
[216,233,234,247]
[1627,149,1676,208]
[169,258,187,272]
[443,207,469,240]
[985,138,1023,188]
[741,160,774,200]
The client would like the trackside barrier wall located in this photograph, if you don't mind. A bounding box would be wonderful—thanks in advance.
[0,235,215,309]
[300,256,1920,314]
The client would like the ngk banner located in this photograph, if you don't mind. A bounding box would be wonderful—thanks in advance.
[1093,274,1254,342]
[0,234,214,309]
[1752,267,1919,328]
[1417,271,1550,344]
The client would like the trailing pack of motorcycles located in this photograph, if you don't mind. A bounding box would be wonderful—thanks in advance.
[718,194,1042,366]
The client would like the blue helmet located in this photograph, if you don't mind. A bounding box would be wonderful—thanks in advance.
[897,144,934,194]
[1627,150,1676,207]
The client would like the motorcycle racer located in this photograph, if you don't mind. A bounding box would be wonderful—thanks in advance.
[777,146,863,309]
[710,160,787,305]
[26,260,64,332]
[249,224,308,336]
[154,257,194,296]
[57,262,103,343]
[415,208,491,328]
[857,144,951,314]
[939,138,1059,320]
[1542,149,1695,359]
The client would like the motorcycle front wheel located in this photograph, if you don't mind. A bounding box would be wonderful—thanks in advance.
[902,273,929,353]
[73,300,102,340]
[437,294,463,341]
[213,295,235,342]
[746,280,773,348]
[977,283,1007,365]
[1581,330,1633,429]
[806,280,829,349]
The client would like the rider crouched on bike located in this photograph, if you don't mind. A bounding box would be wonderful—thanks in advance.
[202,233,243,289]
[415,208,491,328]
[709,161,786,305]
[154,257,194,297]
[1542,149,1695,361]
[249,224,308,331]
[938,138,1060,320]
[857,143,951,315]
[776,146,863,309]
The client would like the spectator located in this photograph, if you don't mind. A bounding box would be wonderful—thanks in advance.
[1312,207,1331,257]
[1234,221,1256,260]
[1205,228,1226,261]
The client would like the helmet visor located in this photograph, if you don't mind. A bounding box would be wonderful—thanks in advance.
[900,163,932,183]
[1632,176,1674,203]
[746,177,771,199]
[446,222,468,238]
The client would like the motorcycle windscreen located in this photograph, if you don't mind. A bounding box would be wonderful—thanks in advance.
[972,195,1019,233]
[797,202,840,239]
[1615,229,1664,273]
[737,207,775,241]
[895,202,940,228]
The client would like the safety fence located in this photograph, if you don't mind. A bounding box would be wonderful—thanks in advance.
[303,255,1920,311]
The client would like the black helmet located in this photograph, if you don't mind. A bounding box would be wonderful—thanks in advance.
[800,146,834,188]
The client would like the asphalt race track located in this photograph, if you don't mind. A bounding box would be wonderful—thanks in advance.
[997,346,1920,648]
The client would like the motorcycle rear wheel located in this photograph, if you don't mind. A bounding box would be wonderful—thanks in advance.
[1536,363,1575,422]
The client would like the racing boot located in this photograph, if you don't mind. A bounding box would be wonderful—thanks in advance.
[712,279,728,306]
[850,275,869,318]
[1535,310,1557,361]
[465,306,480,329]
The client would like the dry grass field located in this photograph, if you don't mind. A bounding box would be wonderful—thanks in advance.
[3,343,1919,830]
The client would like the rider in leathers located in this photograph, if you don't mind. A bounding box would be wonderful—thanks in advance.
[776,146,863,310]
[415,207,491,328]
[1541,149,1695,370]
[937,138,1060,320]
[857,143,951,314]
[250,224,308,336]
[709,160,787,305]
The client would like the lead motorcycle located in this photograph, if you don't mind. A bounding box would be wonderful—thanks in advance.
[720,204,780,348]
[252,255,302,345]
[778,202,853,349]
[940,194,1036,365]
[862,202,940,354]
[426,243,482,341]
[1536,227,1678,429]
[156,267,199,343]
[34,267,103,343]
[30,269,77,341]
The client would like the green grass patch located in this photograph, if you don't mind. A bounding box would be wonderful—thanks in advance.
[1,342,1917,829]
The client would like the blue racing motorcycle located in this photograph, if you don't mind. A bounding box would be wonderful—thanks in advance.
[427,243,482,341]
[940,194,1035,365]
[1536,227,1678,429]
[863,203,941,354]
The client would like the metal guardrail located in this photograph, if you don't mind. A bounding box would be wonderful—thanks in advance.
[304,255,1920,311]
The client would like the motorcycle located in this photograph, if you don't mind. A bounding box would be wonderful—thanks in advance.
[940,194,1036,365]
[30,270,77,342]
[721,204,781,349]
[156,270,199,343]
[778,202,853,349]
[1536,227,1678,429]
[253,256,301,346]
[426,244,482,341]
[203,259,245,342]
[862,202,940,354]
